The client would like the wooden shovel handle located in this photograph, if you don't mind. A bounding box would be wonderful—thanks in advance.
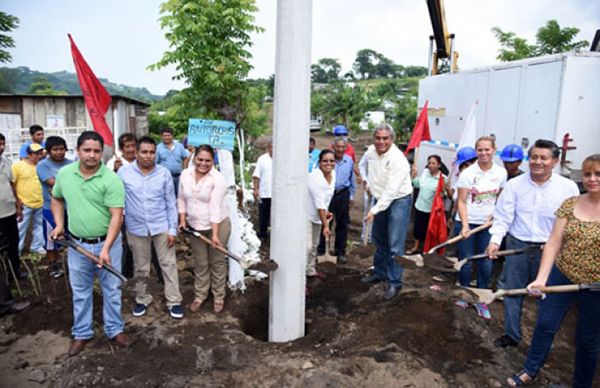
[57,238,128,283]
[428,221,492,253]
[502,284,582,297]
[183,228,279,271]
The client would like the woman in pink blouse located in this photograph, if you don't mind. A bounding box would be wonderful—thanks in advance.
[177,145,230,313]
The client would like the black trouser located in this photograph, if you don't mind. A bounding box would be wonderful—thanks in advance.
[317,188,350,256]
[258,198,271,239]
[0,213,20,274]
[0,265,14,315]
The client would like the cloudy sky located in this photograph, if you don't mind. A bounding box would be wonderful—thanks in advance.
[3,0,599,95]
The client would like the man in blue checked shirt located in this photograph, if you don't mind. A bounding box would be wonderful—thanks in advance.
[156,128,189,196]
[118,136,183,319]
[317,137,355,263]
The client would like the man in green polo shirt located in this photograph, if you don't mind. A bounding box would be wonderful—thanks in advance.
[50,131,129,357]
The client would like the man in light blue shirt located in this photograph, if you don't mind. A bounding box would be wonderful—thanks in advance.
[19,124,45,159]
[36,136,72,278]
[317,137,355,263]
[308,137,320,172]
[156,128,189,196]
[118,136,183,319]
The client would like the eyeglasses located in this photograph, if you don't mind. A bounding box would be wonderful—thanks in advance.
[321,159,335,163]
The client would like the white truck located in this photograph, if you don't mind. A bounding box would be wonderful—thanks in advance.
[415,51,600,184]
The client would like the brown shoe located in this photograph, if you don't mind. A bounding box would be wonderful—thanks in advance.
[8,300,30,314]
[190,299,203,313]
[213,299,224,314]
[68,339,90,357]
[111,333,130,348]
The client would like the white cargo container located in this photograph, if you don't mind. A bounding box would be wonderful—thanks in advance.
[416,51,600,182]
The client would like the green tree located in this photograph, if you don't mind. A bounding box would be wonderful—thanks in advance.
[353,49,379,79]
[314,82,377,131]
[492,19,589,61]
[149,0,264,129]
[0,11,19,63]
[26,76,66,95]
[535,20,588,54]
[311,58,341,83]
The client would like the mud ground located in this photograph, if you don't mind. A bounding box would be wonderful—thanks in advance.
[0,133,594,387]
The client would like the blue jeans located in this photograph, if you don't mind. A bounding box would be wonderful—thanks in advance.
[372,195,411,288]
[499,236,542,343]
[454,221,492,288]
[18,206,44,254]
[68,235,124,339]
[523,266,600,387]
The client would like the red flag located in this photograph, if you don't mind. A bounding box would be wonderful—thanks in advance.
[68,34,113,146]
[423,173,448,254]
[404,100,431,155]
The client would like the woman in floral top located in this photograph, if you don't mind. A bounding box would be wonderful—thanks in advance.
[508,154,600,387]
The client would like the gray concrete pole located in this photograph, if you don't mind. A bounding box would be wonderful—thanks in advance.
[269,0,313,342]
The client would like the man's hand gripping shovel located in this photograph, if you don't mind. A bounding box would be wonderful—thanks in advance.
[53,236,128,283]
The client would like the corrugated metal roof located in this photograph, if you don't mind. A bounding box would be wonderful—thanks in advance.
[0,94,151,107]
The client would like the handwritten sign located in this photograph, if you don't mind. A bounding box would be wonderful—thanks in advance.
[188,118,236,151]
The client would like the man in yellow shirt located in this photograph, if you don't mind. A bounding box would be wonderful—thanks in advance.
[12,143,45,255]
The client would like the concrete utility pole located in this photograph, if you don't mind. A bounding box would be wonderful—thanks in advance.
[269,0,313,342]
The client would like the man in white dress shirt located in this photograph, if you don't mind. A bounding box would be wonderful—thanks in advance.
[361,123,413,300]
[487,139,579,348]
[252,140,273,239]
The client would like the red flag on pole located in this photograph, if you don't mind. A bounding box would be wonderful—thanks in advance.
[404,100,431,155]
[68,34,113,146]
[423,173,448,254]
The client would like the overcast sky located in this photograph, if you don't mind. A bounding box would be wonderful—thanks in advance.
[3,0,599,95]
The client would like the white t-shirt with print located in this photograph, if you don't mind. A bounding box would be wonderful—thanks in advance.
[456,162,507,224]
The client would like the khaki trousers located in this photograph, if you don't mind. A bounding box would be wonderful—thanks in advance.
[188,218,231,302]
[127,231,182,306]
[306,221,321,276]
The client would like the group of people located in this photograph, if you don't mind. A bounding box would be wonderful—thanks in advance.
[1,122,598,387]
[0,125,233,358]
[253,122,600,387]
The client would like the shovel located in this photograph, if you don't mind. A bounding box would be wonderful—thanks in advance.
[464,283,600,305]
[426,221,492,254]
[428,245,544,273]
[320,236,336,264]
[54,237,128,283]
[182,228,279,272]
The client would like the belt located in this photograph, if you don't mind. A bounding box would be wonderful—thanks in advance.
[335,187,349,195]
[508,234,545,245]
[172,173,181,178]
[70,234,107,244]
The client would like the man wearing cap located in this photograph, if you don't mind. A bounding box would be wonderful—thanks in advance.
[486,139,579,348]
[500,144,525,181]
[36,136,72,278]
[12,143,45,256]
[156,128,189,196]
[19,124,45,160]
[50,131,129,356]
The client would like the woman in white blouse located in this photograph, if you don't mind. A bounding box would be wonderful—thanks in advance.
[306,149,336,277]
